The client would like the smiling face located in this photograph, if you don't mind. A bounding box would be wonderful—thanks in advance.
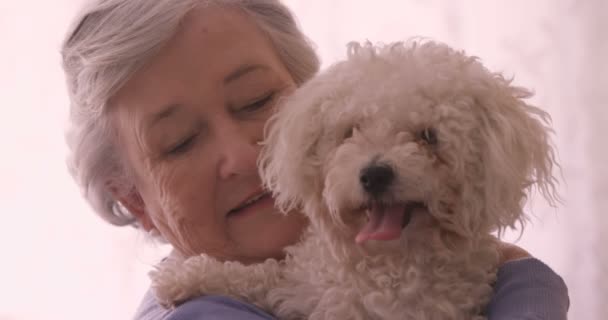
[108,6,307,262]
[317,84,463,244]
[261,41,556,245]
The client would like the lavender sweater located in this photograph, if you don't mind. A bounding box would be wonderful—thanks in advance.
[134,258,569,320]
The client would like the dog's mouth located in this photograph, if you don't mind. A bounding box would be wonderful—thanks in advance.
[355,201,426,244]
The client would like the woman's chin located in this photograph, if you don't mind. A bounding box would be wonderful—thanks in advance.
[227,209,308,262]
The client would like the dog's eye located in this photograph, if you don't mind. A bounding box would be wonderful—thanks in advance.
[420,128,438,145]
[344,127,353,139]
[343,125,358,139]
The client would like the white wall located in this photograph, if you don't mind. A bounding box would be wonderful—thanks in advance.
[0,1,167,319]
[1,0,604,319]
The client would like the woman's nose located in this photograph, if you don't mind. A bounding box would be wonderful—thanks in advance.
[215,122,260,180]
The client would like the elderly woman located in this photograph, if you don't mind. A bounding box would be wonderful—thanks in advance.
[61,0,569,319]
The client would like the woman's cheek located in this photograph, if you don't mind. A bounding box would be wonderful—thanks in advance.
[147,164,189,234]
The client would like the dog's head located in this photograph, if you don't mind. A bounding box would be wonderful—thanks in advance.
[260,40,558,243]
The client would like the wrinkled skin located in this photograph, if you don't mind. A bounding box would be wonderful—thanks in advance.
[108,7,306,262]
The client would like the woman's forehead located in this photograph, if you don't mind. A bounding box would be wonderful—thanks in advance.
[139,6,282,84]
[109,6,287,118]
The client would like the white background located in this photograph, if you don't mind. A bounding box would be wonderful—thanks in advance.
[1,0,605,319]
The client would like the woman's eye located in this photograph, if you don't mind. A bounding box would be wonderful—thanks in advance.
[241,93,274,113]
[167,134,197,156]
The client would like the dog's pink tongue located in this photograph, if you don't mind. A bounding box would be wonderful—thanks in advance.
[355,204,405,244]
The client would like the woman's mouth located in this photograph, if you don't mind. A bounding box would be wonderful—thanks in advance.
[227,191,273,218]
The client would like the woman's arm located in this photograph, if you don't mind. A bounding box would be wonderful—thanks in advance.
[135,249,569,320]
[486,257,570,320]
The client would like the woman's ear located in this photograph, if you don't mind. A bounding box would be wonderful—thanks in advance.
[108,183,155,231]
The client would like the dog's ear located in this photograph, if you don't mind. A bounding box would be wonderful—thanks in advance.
[258,82,328,214]
[469,74,559,234]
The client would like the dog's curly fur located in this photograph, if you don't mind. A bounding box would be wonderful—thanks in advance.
[150,40,559,320]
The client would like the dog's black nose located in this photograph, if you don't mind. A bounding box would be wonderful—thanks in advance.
[360,164,394,195]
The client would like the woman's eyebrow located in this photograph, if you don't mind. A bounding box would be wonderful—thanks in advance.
[224,64,269,84]
[144,64,270,130]
[145,104,182,131]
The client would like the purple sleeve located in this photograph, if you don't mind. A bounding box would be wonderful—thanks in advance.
[486,258,570,320]
[164,295,276,320]
[133,289,276,320]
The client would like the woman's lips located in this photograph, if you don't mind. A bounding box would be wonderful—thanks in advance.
[227,193,273,218]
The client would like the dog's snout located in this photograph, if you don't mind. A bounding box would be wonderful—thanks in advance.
[360,165,394,195]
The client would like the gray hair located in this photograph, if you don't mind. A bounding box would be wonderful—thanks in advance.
[62,0,320,227]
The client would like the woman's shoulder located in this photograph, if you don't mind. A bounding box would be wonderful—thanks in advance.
[487,257,570,320]
[134,289,276,320]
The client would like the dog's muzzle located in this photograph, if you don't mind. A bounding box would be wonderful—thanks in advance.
[355,163,427,244]
[360,164,394,196]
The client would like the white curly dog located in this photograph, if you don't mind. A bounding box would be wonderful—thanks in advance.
[151,40,559,320]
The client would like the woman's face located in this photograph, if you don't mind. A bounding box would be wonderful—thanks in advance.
[109,7,307,262]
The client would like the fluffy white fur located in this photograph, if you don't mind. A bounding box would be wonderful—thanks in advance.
[150,40,559,320]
